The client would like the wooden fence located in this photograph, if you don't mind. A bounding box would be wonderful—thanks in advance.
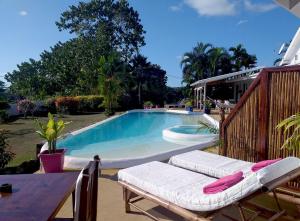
[220,65,300,190]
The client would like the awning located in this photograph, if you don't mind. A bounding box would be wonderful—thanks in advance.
[190,66,264,87]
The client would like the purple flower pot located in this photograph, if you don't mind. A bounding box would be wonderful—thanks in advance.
[39,149,66,173]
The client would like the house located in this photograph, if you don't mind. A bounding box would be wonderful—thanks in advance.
[191,24,300,110]
[191,67,263,109]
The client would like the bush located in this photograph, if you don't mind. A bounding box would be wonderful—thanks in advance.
[0,130,14,168]
[45,97,57,114]
[0,100,9,110]
[0,110,8,123]
[185,100,193,107]
[75,95,104,112]
[144,101,153,108]
[55,97,79,114]
[17,99,35,118]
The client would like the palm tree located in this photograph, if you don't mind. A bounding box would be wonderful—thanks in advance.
[181,42,212,84]
[130,54,152,106]
[98,52,124,115]
[207,47,230,77]
[229,44,257,71]
[273,58,282,66]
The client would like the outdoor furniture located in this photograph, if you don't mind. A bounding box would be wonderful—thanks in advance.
[55,159,100,221]
[0,159,99,221]
[118,159,300,221]
[0,172,79,221]
[169,150,255,178]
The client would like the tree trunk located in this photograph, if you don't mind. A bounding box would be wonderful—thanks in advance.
[138,83,141,106]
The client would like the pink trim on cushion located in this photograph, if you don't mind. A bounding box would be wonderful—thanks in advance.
[203,171,244,194]
[251,159,282,172]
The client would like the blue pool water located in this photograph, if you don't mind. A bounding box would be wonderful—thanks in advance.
[170,126,211,135]
[58,111,211,159]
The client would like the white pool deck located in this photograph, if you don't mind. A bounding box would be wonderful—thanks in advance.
[41,109,219,169]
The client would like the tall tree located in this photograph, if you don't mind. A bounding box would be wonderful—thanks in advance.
[181,43,212,85]
[5,59,47,98]
[207,47,230,77]
[229,44,257,71]
[130,54,151,106]
[0,80,5,93]
[56,0,145,60]
[98,52,125,115]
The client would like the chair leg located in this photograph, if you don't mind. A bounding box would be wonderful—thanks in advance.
[272,191,282,211]
[123,188,131,213]
[237,204,247,221]
[72,191,75,218]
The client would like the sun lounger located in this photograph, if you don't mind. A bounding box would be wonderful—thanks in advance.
[169,150,254,178]
[118,158,300,221]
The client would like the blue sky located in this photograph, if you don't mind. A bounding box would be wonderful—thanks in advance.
[0,0,299,87]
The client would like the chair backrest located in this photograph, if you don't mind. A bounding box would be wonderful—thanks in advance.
[77,159,100,221]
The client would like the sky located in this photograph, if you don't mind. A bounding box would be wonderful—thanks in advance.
[0,0,300,87]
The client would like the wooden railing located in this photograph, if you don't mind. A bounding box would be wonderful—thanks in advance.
[220,65,300,190]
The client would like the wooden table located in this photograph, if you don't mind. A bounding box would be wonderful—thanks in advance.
[0,172,79,221]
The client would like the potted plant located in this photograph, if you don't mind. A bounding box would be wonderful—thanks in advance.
[36,113,70,173]
[204,100,212,114]
[185,100,193,112]
[144,101,153,109]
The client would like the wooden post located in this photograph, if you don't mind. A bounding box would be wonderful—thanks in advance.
[219,101,226,156]
[258,71,270,161]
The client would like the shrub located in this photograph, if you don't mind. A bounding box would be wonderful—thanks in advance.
[0,110,8,123]
[0,130,15,168]
[17,99,35,118]
[0,100,9,110]
[185,100,193,107]
[55,97,79,114]
[45,97,57,114]
[75,95,104,112]
[144,101,153,108]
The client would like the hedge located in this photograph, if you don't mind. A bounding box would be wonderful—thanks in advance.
[54,95,104,114]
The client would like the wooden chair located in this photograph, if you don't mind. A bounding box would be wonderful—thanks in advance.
[55,156,100,221]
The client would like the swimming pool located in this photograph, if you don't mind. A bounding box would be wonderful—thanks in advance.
[43,110,218,169]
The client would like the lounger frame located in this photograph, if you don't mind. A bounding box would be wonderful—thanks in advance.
[119,167,300,221]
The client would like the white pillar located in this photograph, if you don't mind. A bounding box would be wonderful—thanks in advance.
[196,88,199,108]
[193,88,197,106]
[199,88,203,110]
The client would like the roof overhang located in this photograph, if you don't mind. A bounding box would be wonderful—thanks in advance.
[275,0,300,17]
[191,66,264,88]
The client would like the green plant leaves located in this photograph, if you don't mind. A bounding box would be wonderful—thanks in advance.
[276,113,300,150]
[35,112,70,152]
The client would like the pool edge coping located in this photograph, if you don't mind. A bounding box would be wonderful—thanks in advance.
[40,109,219,169]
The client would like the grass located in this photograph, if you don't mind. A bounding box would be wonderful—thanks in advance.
[2,113,119,166]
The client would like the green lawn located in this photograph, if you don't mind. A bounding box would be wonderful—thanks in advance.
[2,113,119,166]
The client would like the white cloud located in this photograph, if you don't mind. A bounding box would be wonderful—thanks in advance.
[19,10,28,16]
[170,4,182,12]
[237,19,248,26]
[244,0,277,12]
[176,55,182,60]
[184,0,237,16]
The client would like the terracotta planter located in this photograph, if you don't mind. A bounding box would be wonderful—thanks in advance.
[39,149,66,173]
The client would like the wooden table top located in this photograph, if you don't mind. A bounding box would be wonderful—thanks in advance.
[0,172,79,221]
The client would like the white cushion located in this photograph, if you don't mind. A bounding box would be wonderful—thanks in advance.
[118,161,261,211]
[169,150,254,178]
[256,157,300,185]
